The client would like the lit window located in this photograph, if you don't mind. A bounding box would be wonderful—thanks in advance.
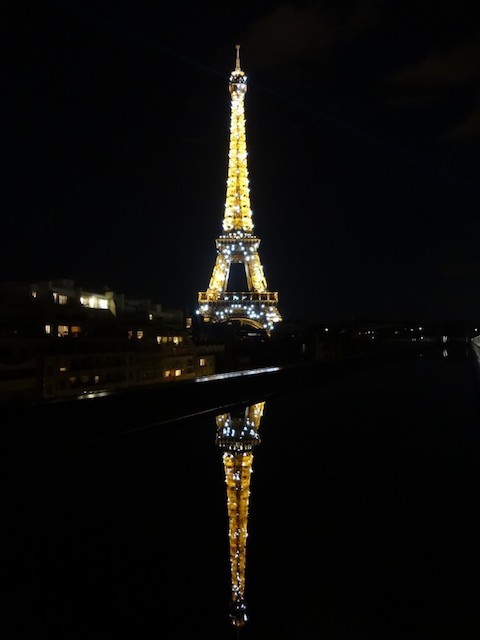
[199,358,206,367]
[31,291,37,299]
[71,326,81,336]
[80,295,108,309]
[175,369,181,377]
[45,324,52,334]
[137,331,144,339]
[53,292,68,305]
[57,325,69,337]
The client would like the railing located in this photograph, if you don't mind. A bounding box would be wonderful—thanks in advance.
[198,291,278,303]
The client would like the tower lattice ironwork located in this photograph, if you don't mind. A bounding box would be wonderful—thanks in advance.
[215,401,265,629]
[198,46,282,333]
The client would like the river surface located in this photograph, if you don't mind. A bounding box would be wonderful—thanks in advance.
[3,345,480,639]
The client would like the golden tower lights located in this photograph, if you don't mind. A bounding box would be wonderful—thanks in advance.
[198,46,282,334]
[215,401,265,629]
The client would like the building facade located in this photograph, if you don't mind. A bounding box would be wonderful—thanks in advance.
[0,279,215,404]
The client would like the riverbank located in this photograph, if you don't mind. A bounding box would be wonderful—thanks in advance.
[1,341,460,464]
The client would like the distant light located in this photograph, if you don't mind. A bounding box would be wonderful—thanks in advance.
[78,390,109,400]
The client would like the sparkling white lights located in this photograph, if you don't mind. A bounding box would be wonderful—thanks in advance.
[198,47,281,333]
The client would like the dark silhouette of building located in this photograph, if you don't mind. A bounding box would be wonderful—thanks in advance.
[0,279,214,404]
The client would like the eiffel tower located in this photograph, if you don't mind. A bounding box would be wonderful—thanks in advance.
[215,401,265,629]
[198,46,282,334]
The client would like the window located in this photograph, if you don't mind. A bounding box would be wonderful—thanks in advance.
[80,295,108,309]
[53,292,68,305]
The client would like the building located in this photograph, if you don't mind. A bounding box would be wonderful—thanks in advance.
[0,279,215,404]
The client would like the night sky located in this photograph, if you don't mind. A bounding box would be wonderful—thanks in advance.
[3,1,480,324]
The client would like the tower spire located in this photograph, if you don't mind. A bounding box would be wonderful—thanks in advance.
[235,44,241,71]
[197,47,282,333]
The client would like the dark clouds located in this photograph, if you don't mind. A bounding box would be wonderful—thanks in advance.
[387,32,480,139]
[245,0,381,63]
[242,1,480,141]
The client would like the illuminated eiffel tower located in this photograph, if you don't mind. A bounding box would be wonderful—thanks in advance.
[198,46,282,334]
[215,401,265,629]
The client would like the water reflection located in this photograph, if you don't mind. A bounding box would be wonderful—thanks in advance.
[215,401,265,631]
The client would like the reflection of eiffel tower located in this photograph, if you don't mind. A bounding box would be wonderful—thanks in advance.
[198,46,282,334]
[215,401,265,629]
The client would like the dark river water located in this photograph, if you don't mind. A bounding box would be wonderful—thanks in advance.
[3,345,480,639]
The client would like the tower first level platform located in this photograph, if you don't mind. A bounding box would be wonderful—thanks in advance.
[197,45,282,334]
